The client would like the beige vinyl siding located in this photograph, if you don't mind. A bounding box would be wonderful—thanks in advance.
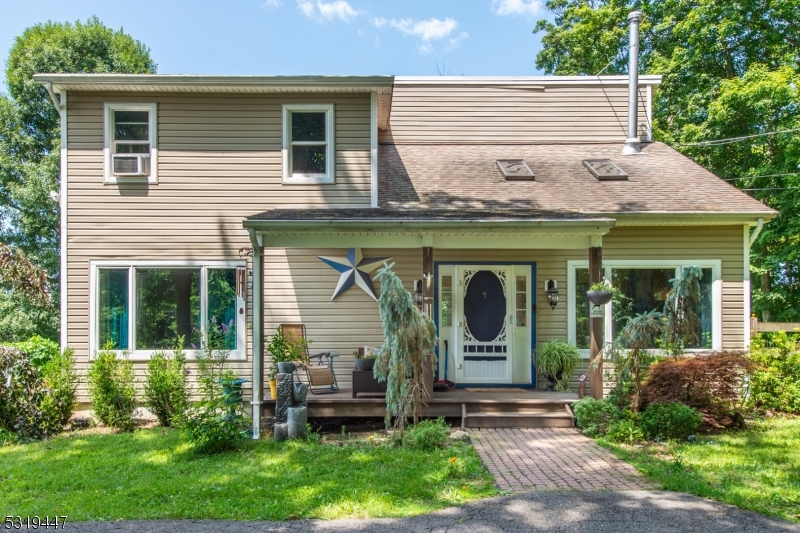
[381,84,650,144]
[262,248,420,391]
[66,91,371,402]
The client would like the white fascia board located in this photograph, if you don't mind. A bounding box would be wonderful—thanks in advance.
[34,74,395,92]
[608,212,777,226]
[394,75,663,86]
[244,218,616,232]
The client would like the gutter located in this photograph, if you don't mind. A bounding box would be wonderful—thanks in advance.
[243,217,616,233]
[749,217,764,246]
[45,82,63,110]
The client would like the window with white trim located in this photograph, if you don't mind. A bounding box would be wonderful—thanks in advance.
[93,263,245,358]
[103,103,158,183]
[568,260,721,352]
[282,104,335,184]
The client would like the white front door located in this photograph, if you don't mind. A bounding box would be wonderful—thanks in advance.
[438,264,532,385]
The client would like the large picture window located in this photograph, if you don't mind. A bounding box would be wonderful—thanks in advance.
[569,261,720,353]
[93,262,245,357]
[282,104,335,184]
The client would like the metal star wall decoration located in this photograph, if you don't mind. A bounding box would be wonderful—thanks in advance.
[317,248,393,301]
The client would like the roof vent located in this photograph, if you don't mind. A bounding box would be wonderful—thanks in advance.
[496,159,535,181]
[583,159,628,181]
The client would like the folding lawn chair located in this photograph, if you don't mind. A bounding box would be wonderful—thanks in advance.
[280,323,340,395]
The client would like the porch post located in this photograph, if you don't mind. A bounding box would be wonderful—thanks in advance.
[589,246,604,399]
[422,246,434,317]
[251,236,265,439]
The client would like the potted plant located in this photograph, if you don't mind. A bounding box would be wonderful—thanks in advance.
[535,340,580,392]
[265,326,308,399]
[587,279,614,306]
[354,347,378,372]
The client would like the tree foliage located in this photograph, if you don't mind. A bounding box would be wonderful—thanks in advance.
[534,0,800,320]
[373,263,437,437]
[0,17,156,342]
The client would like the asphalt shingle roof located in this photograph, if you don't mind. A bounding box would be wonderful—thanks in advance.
[248,142,775,222]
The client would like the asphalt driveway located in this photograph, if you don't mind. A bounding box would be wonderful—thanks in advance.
[64,490,799,533]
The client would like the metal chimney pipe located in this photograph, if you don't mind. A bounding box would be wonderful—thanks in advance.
[622,10,642,155]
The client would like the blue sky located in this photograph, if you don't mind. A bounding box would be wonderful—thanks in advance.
[0,0,553,84]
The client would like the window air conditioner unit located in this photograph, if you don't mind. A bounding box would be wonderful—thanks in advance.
[112,154,149,176]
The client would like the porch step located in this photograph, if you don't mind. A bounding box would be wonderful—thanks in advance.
[461,403,575,429]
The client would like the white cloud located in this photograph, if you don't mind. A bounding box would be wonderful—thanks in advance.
[371,16,461,54]
[492,0,542,16]
[297,0,358,22]
[261,0,282,7]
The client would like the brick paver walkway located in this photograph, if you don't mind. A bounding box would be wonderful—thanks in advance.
[470,428,654,492]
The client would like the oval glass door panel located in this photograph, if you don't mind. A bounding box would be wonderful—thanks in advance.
[464,271,506,342]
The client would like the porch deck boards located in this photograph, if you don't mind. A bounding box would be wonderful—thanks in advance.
[260,388,578,418]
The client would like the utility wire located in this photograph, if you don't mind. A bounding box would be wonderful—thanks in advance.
[725,173,800,181]
[595,46,630,138]
[676,128,800,147]
[741,187,799,191]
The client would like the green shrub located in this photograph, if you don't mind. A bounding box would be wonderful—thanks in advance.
[183,336,247,453]
[536,340,580,391]
[0,427,19,446]
[0,346,46,439]
[749,333,800,414]
[144,340,188,427]
[405,417,449,450]
[15,335,61,368]
[0,344,76,439]
[640,402,701,441]
[605,418,645,444]
[87,348,137,431]
[38,348,78,434]
[572,397,620,437]
[183,405,246,454]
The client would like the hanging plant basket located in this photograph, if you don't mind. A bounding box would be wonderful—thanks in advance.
[587,290,613,306]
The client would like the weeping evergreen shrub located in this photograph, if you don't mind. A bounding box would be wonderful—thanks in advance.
[373,263,437,438]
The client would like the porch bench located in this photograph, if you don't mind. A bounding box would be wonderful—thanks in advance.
[352,370,387,398]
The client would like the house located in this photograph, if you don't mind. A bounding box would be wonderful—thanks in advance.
[35,65,775,435]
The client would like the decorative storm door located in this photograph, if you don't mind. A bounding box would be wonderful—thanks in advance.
[459,267,512,382]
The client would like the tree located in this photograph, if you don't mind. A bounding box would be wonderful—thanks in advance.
[0,17,156,341]
[373,263,437,437]
[534,0,800,321]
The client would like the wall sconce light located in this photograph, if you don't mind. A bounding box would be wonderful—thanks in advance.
[545,279,559,310]
[414,279,423,308]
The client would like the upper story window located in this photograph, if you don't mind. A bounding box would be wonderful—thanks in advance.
[103,103,158,184]
[282,104,335,184]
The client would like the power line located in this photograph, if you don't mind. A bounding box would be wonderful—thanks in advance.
[676,128,800,147]
[595,46,630,138]
[725,173,800,181]
[741,187,799,191]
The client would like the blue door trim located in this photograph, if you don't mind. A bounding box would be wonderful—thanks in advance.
[433,260,537,389]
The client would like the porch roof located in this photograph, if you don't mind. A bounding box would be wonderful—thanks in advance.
[243,210,614,249]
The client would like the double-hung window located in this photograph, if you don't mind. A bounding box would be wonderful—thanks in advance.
[104,103,158,183]
[92,262,246,359]
[282,104,335,184]
[568,260,722,353]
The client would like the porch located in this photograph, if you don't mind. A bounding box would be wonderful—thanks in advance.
[259,387,579,428]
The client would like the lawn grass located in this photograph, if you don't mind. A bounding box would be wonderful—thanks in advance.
[0,429,497,521]
[599,417,800,523]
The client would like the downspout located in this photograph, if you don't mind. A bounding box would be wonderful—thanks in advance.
[249,229,264,439]
[43,82,68,349]
[622,11,642,155]
[749,217,764,246]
